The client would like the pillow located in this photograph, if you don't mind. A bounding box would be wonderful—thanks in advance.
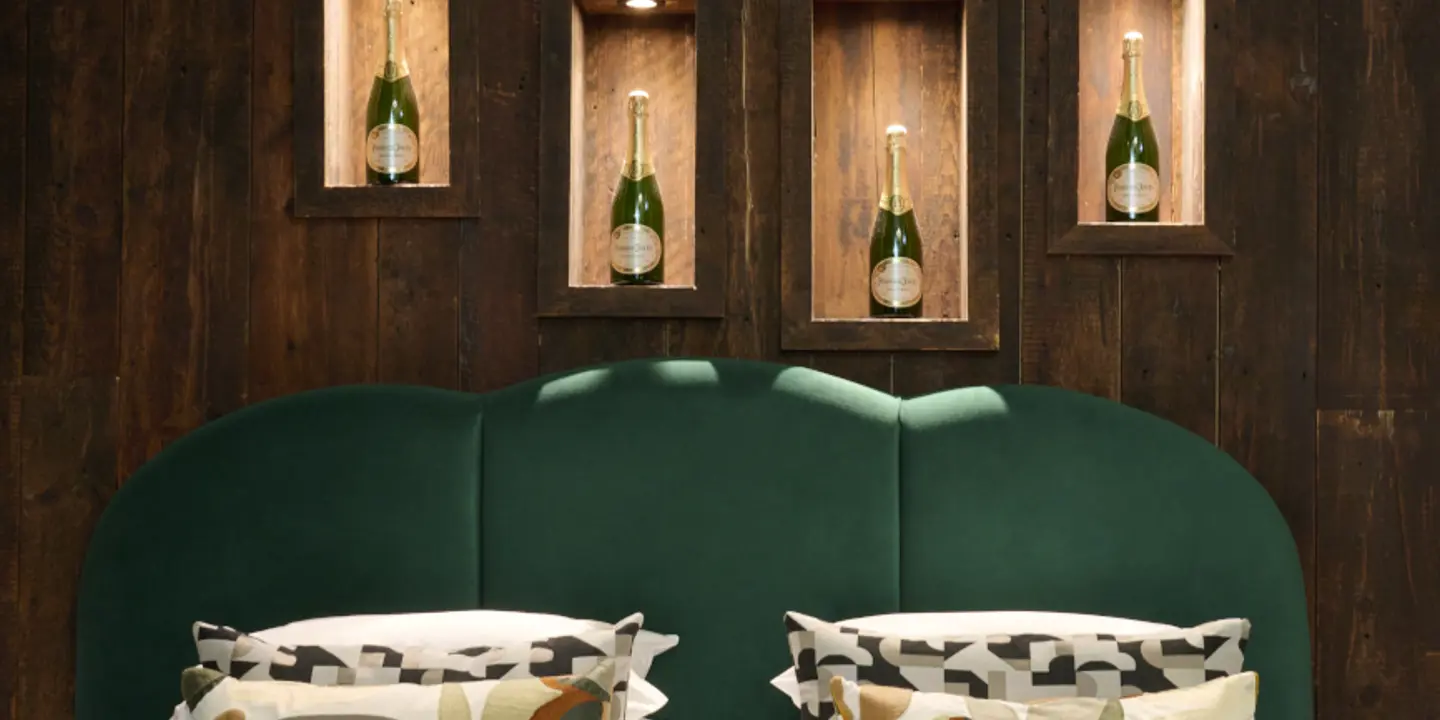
[181,659,621,720]
[192,612,644,716]
[770,611,1180,704]
[784,611,1250,720]
[829,672,1260,720]
[250,608,679,679]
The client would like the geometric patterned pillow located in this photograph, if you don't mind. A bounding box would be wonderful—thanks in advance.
[784,612,1249,720]
[828,672,1260,720]
[194,612,642,713]
[180,659,621,720]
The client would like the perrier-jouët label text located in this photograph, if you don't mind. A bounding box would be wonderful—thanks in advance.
[610,89,665,285]
[1104,31,1161,221]
[869,125,924,318]
[365,0,421,185]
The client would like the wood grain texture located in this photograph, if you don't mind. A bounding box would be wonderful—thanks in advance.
[0,0,22,698]
[461,0,541,392]
[811,2,964,320]
[1120,259,1217,441]
[16,377,116,720]
[1317,410,1439,719]
[0,382,15,719]
[1318,0,1439,411]
[251,0,379,402]
[579,0,696,13]
[1218,0,1318,645]
[24,0,123,378]
[324,0,451,187]
[378,219,461,388]
[810,353,893,394]
[295,0,480,217]
[118,0,251,479]
[538,319,669,375]
[1021,0,1121,398]
[576,13,696,288]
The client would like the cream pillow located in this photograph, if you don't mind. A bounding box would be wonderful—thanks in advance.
[830,672,1259,720]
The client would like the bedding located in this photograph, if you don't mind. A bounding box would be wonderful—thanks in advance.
[784,611,1250,720]
[830,672,1260,720]
[180,659,620,720]
[770,611,1179,702]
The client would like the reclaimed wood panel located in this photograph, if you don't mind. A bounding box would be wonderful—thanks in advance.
[0,383,16,720]
[1318,410,1439,719]
[1318,0,1439,411]
[810,353,894,394]
[0,0,22,383]
[378,219,461,388]
[538,319,669,375]
[251,0,379,401]
[579,0,696,13]
[461,0,541,392]
[575,13,696,288]
[118,0,251,478]
[16,378,116,719]
[1218,0,1318,641]
[24,0,123,378]
[811,2,964,321]
[1120,259,1218,442]
[324,0,451,186]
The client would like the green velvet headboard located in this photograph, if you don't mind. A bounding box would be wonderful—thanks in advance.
[76,358,1311,720]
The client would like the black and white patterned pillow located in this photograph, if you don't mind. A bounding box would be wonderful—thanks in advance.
[784,611,1249,720]
[194,612,642,709]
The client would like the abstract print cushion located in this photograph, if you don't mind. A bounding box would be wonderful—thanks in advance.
[829,673,1260,720]
[180,659,620,720]
[784,612,1250,720]
[194,612,642,715]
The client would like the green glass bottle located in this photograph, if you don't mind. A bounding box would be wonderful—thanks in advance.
[1104,31,1161,222]
[610,90,665,285]
[869,125,924,318]
[365,0,420,186]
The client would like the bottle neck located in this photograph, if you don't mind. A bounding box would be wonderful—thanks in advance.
[879,144,912,216]
[623,109,654,180]
[383,5,409,82]
[1117,53,1149,121]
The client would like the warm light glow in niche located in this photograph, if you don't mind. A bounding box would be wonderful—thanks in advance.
[625,0,658,8]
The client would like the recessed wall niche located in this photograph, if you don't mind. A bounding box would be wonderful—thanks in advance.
[294,0,480,217]
[538,0,728,318]
[780,0,1001,351]
[1048,0,1234,255]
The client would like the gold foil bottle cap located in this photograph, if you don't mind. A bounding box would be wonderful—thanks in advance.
[1123,31,1144,57]
[384,0,405,16]
[627,89,650,116]
[885,124,908,148]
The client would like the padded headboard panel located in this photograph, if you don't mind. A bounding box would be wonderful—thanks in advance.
[76,358,1311,720]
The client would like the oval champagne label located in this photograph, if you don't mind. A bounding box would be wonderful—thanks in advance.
[610,224,663,275]
[870,257,924,309]
[366,124,419,174]
[1107,162,1160,214]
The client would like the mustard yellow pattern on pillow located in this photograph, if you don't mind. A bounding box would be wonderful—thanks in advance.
[181,659,615,720]
[829,672,1257,720]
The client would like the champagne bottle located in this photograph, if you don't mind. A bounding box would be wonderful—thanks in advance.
[365,0,421,185]
[610,90,665,285]
[869,125,924,318]
[1104,31,1161,222]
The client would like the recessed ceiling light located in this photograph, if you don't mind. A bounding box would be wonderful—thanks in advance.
[625,0,659,8]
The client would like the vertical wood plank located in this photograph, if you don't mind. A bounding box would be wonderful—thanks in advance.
[1022,0,1121,398]
[461,0,540,392]
[118,0,251,479]
[1317,410,1439,718]
[23,0,123,378]
[809,353,893,395]
[1219,0,1318,651]
[538,319,668,376]
[0,384,16,720]
[378,220,461,388]
[1318,0,1439,411]
[251,0,378,402]
[16,377,116,720]
[1120,259,1217,442]
[0,0,24,701]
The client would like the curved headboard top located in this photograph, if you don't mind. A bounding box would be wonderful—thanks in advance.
[77,358,1311,720]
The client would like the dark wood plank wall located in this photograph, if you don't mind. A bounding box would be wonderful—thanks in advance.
[0,0,1434,717]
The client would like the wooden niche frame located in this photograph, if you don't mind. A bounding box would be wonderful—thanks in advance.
[1046,0,1234,255]
[293,0,481,217]
[537,0,730,318]
[779,0,1001,352]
